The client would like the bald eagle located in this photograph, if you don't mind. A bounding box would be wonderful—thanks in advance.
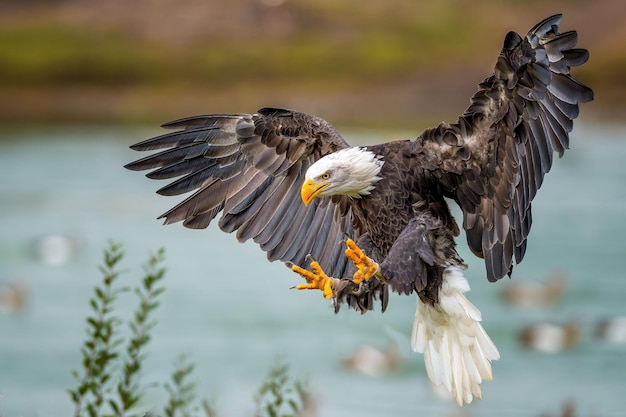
[126,15,592,406]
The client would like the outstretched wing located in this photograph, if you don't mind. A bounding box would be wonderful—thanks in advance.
[125,107,356,277]
[419,14,593,282]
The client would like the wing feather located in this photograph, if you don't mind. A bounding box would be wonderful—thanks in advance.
[281,204,323,264]
[125,108,356,277]
[265,199,314,261]
[254,169,304,248]
[419,14,592,282]
[257,176,307,251]
[234,172,296,242]
[125,142,209,171]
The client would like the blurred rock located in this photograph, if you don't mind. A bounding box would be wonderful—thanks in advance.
[518,321,582,353]
[341,343,403,376]
[594,316,626,344]
[0,282,28,314]
[539,401,576,417]
[30,233,84,265]
[499,272,566,308]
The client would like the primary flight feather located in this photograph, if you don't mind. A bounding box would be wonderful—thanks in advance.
[126,14,593,405]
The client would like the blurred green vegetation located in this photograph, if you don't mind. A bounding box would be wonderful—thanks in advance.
[0,0,621,128]
[0,14,476,88]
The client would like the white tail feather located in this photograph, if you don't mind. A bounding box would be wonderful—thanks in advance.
[410,266,500,406]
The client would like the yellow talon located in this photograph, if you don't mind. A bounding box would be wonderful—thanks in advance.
[345,239,380,284]
[289,240,379,299]
[292,261,335,299]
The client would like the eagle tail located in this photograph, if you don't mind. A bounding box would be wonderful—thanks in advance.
[410,266,500,406]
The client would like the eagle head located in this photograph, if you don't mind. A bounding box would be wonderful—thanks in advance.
[300,147,384,205]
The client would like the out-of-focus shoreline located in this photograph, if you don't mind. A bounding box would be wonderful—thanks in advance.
[0,0,622,129]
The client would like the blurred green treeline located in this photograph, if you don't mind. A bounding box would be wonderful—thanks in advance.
[0,0,622,128]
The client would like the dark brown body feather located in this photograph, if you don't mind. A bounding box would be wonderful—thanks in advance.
[347,141,463,306]
[125,15,592,314]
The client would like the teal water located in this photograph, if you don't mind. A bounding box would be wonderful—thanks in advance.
[0,124,625,417]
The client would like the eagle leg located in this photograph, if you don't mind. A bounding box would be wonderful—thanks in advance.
[290,257,337,299]
[345,239,381,284]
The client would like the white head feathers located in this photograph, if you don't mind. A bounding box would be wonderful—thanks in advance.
[305,147,384,199]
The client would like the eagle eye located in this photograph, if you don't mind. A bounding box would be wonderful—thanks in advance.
[321,172,331,180]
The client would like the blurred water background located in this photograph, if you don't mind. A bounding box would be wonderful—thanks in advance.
[2,1,626,416]
[0,123,625,417]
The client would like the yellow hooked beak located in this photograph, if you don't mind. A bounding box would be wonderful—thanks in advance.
[301,178,329,206]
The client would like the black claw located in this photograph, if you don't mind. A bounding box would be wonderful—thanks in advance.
[351,281,367,296]
[341,233,358,246]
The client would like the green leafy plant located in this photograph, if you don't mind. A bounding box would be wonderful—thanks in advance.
[69,242,166,417]
[69,241,127,417]
[163,355,201,417]
[254,361,312,417]
[69,241,314,417]
[114,245,165,415]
